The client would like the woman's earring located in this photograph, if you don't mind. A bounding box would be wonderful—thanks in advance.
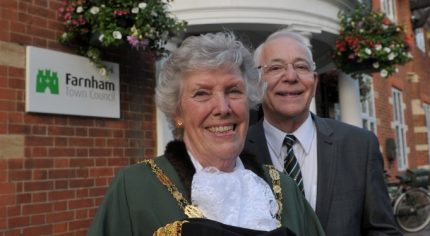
[176,120,183,128]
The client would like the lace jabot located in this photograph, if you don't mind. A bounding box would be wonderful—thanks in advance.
[191,166,279,231]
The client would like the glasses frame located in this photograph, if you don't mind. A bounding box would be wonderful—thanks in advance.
[257,61,316,78]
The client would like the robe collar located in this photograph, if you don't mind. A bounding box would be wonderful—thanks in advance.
[164,140,267,192]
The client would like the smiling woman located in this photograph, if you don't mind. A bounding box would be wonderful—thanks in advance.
[176,70,249,171]
[87,32,326,236]
[156,32,264,140]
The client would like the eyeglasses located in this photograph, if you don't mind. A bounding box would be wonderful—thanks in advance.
[258,61,316,78]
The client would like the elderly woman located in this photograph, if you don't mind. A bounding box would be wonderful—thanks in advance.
[87,32,324,236]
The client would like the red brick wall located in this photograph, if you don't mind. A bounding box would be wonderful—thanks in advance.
[0,1,156,235]
[395,0,430,168]
[372,0,430,177]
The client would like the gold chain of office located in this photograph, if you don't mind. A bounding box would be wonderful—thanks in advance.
[141,159,283,226]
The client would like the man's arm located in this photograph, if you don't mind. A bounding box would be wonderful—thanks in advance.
[363,133,402,235]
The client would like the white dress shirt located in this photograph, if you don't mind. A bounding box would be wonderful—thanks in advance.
[263,114,318,209]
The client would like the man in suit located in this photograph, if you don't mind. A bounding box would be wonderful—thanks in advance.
[244,29,401,235]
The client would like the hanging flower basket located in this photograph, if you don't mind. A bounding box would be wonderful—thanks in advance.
[333,3,412,78]
[58,0,187,75]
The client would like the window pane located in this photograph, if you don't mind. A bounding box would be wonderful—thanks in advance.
[415,28,426,52]
[392,88,407,170]
[381,0,397,22]
[361,75,376,134]
[369,100,374,116]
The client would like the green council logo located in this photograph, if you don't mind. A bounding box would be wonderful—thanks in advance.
[36,69,59,95]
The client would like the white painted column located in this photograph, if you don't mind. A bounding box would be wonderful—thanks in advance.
[310,99,316,114]
[156,108,173,156]
[155,38,182,156]
[338,71,363,128]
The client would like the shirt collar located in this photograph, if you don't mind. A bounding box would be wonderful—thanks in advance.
[263,119,287,157]
[263,113,315,155]
[293,114,315,155]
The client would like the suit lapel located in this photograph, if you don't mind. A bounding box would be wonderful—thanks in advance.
[313,114,337,230]
[246,115,339,230]
[244,120,273,165]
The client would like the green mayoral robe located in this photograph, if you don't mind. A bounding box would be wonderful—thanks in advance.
[87,141,325,236]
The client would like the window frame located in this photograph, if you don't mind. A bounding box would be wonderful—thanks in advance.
[380,0,397,23]
[392,88,408,170]
[360,75,377,134]
[414,27,426,53]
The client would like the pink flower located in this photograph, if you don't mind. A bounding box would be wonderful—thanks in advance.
[127,36,140,48]
[113,9,129,16]
[64,12,71,20]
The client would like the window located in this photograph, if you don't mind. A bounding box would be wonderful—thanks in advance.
[392,88,407,170]
[424,103,430,162]
[360,76,377,134]
[415,28,426,53]
[380,0,397,23]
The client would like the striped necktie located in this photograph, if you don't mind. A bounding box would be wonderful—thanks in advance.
[283,135,304,194]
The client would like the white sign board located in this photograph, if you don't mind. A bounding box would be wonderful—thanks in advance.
[26,46,120,118]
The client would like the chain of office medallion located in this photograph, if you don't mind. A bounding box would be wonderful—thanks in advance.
[142,159,282,224]
[266,165,283,226]
[143,159,189,210]
[142,159,204,218]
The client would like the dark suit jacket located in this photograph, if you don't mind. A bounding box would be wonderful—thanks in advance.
[243,114,401,236]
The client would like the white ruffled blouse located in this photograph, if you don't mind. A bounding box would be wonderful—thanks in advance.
[188,152,279,231]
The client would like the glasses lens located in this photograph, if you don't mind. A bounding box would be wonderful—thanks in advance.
[261,61,314,77]
[293,62,312,74]
[264,63,285,77]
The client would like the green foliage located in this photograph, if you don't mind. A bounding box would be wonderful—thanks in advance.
[58,0,187,75]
